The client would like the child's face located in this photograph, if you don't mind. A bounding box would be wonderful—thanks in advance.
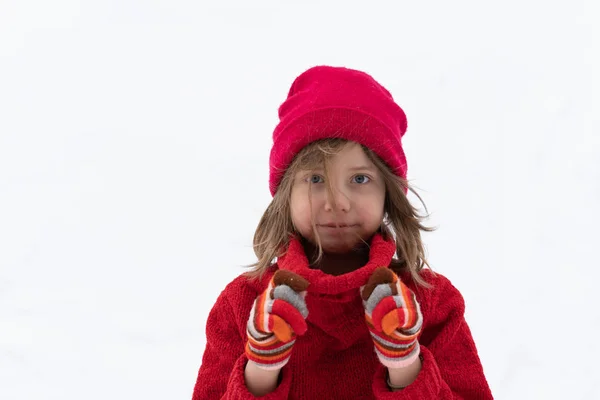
[290,142,386,254]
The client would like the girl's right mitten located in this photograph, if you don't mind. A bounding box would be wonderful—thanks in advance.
[245,270,310,370]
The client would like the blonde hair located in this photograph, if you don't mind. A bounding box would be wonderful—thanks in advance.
[247,138,435,287]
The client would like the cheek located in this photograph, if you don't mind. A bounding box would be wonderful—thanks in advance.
[358,192,385,223]
[362,206,384,223]
[290,190,313,231]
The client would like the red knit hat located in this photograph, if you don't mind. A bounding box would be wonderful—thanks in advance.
[268,66,409,196]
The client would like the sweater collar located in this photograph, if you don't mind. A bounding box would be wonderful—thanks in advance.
[276,233,396,295]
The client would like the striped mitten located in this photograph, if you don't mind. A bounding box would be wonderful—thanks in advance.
[360,267,423,369]
[245,270,310,370]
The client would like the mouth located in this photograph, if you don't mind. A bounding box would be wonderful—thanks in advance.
[317,223,358,229]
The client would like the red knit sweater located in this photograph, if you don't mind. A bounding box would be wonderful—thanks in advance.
[192,237,493,399]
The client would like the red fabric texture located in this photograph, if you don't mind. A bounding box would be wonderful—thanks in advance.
[192,235,493,399]
[268,66,409,196]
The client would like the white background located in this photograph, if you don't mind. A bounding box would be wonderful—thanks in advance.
[1,1,598,399]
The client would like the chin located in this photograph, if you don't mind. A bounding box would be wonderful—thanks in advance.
[319,235,371,254]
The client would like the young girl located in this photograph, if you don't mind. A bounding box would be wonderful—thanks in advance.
[192,66,493,399]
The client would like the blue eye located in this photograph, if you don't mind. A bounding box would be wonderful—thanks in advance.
[309,175,324,184]
[353,174,370,184]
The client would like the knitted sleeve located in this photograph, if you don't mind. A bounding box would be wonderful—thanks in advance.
[191,285,292,400]
[371,273,494,399]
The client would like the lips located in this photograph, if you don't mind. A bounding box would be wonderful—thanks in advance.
[317,223,358,228]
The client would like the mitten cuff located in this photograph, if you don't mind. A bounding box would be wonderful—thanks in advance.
[245,339,295,371]
[375,340,420,369]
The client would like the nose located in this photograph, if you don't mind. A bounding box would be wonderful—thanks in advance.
[324,186,351,213]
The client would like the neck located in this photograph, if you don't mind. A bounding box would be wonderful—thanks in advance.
[301,238,371,276]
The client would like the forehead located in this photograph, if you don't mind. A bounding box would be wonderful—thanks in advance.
[296,141,374,170]
[336,142,371,161]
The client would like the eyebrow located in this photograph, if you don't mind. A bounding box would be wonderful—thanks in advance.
[297,165,376,173]
[348,165,376,171]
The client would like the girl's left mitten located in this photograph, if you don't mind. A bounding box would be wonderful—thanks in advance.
[245,270,310,370]
[360,267,423,369]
